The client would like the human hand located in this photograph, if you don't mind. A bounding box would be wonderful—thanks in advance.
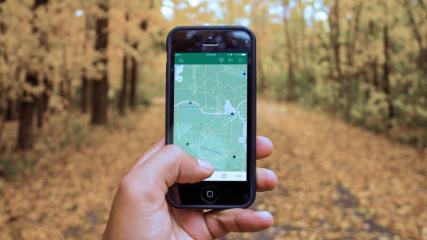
[103,136,277,240]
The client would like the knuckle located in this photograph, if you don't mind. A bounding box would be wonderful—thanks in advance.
[119,171,158,202]
[119,173,139,198]
[162,144,186,160]
[163,144,183,155]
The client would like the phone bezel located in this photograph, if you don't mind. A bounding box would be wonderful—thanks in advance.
[165,26,256,209]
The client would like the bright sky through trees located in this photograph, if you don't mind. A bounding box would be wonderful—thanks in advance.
[156,0,427,148]
[161,0,328,25]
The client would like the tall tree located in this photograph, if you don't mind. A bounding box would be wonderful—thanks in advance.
[128,2,154,109]
[404,0,427,76]
[345,1,363,67]
[128,42,138,109]
[247,0,269,94]
[382,0,394,128]
[328,0,343,82]
[36,23,52,129]
[0,0,6,150]
[342,1,363,118]
[17,0,48,150]
[128,18,149,109]
[81,14,93,114]
[91,0,109,125]
[282,0,296,101]
[0,0,9,122]
[118,12,129,115]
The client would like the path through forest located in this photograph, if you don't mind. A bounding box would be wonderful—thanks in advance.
[0,99,425,240]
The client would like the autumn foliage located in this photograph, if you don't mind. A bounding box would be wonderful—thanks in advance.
[0,0,426,239]
[0,0,164,150]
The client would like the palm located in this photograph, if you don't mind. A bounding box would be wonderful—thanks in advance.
[103,136,277,240]
[170,208,207,239]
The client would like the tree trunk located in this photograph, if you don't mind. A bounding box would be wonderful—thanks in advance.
[17,100,36,150]
[418,0,427,16]
[90,2,109,125]
[34,0,48,7]
[36,94,45,128]
[372,59,379,90]
[382,2,395,128]
[4,99,16,121]
[16,0,48,149]
[404,0,424,52]
[329,0,343,81]
[118,53,128,115]
[283,1,295,101]
[118,11,130,115]
[0,112,5,153]
[91,78,108,124]
[346,2,363,66]
[36,78,50,128]
[128,55,137,109]
[343,1,363,119]
[80,12,93,114]
[65,77,72,104]
[36,96,43,129]
[0,0,5,124]
[17,73,37,150]
[81,75,90,113]
[403,0,427,74]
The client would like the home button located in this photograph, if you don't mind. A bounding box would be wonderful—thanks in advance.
[201,186,218,203]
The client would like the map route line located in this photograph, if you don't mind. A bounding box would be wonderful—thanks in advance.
[174,100,245,116]
[234,99,247,112]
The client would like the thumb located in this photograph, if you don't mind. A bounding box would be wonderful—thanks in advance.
[131,144,214,195]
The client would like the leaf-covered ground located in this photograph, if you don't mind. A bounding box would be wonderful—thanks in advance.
[0,99,426,240]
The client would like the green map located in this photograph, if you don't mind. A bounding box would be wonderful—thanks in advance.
[173,53,248,179]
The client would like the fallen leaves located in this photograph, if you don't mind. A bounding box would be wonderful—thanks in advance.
[0,99,426,239]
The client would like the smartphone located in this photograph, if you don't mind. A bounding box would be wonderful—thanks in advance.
[165,26,256,209]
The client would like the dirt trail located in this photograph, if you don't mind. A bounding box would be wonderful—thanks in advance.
[0,100,426,240]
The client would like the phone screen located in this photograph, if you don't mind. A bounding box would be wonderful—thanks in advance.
[173,52,248,182]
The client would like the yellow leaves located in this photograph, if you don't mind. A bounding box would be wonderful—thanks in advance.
[0,0,425,238]
[365,90,390,126]
[111,36,140,61]
[49,94,66,113]
[0,99,425,239]
[0,0,32,20]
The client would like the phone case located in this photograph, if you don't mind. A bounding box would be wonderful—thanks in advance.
[165,26,256,209]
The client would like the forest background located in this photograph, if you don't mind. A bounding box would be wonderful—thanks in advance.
[1,0,427,151]
[0,0,426,239]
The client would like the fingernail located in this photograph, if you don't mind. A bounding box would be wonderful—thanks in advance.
[197,159,213,170]
[256,211,272,219]
[260,136,273,147]
[265,169,277,180]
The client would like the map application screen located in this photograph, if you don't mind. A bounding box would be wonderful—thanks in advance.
[173,52,248,181]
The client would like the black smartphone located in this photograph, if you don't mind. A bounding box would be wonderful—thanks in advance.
[165,26,256,209]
